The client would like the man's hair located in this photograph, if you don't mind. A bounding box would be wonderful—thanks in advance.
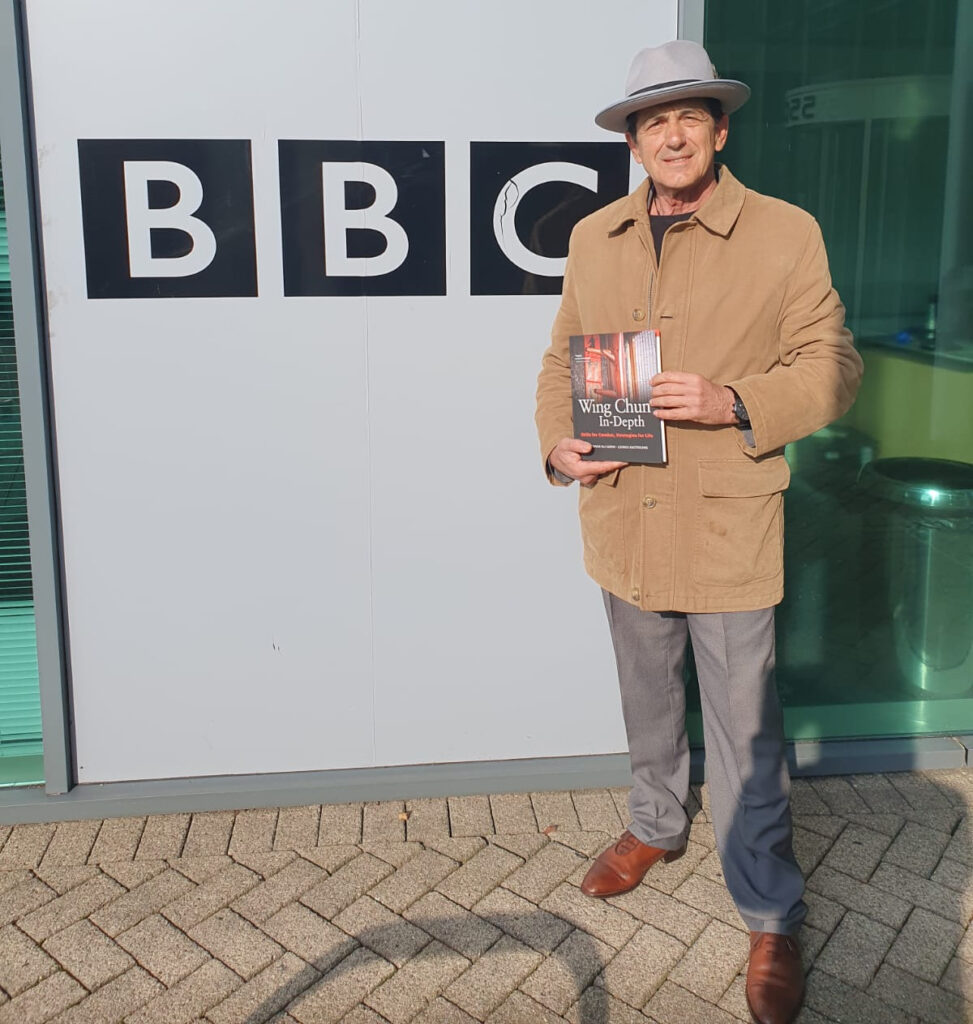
[626,97,724,136]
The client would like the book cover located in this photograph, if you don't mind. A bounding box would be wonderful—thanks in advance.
[570,330,666,464]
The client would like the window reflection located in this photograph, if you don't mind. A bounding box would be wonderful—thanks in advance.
[700,0,973,740]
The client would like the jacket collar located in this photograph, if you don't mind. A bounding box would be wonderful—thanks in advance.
[606,164,746,237]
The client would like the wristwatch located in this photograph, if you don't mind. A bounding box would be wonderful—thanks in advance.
[729,389,750,426]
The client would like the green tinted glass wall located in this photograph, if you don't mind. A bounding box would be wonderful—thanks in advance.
[0,146,43,786]
[696,0,973,741]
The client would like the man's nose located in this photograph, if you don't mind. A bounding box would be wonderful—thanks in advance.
[664,120,687,147]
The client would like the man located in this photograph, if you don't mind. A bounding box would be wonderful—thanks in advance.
[535,40,862,1024]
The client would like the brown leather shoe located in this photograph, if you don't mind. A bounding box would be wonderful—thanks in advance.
[746,931,804,1024]
[580,830,685,898]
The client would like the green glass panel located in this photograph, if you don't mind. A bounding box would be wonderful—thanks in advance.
[694,0,973,742]
[0,146,43,783]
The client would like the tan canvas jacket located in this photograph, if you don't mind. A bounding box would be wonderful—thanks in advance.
[535,166,863,612]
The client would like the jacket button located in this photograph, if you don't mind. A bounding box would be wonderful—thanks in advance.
[631,588,641,602]
[632,308,645,321]
[641,495,657,509]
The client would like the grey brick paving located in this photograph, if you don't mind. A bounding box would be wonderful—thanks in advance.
[41,822,101,868]
[444,934,542,1019]
[290,947,393,1024]
[320,803,363,845]
[473,884,573,954]
[646,980,738,1024]
[25,864,97,898]
[447,796,494,838]
[364,839,424,868]
[115,914,210,986]
[520,928,613,1015]
[568,986,653,1023]
[161,863,260,931]
[275,805,321,851]
[667,919,749,1002]
[88,816,145,864]
[42,918,134,989]
[125,958,241,1024]
[596,923,685,1007]
[228,808,278,857]
[135,813,190,861]
[208,951,319,1024]
[540,883,639,949]
[48,966,161,1024]
[883,820,952,878]
[406,799,451,843]
[19,872,126,942]
[847,774,913,814]
[4,770,973,1024]
[421,837,487,864]
[0,825,55,871]
[571,790,623,834]
[187,907,283,978]
[363,801,407,844]
[231,856,324,924]
[487,989,567,1023]
[403,891,501,960]
[370,849,458,914]
[182,813,235,859]
[301,853,393,919]
[413,996,480,1023]
[869,962,972,1023]
[365,939,470,1024]
[608,878,710,945]
[884,906,965,983]
[870,861,973,923]
[261,902,356,972]
[820,823,892,882]
[531,792,581,832]
[501,843,584,904]
[436,844,522,910]
[804,967,914,1024]
[0,971,85,1024]
[671,873,746,931]
[489,794,537,836]
[334,894,432,966]
[488,833,547,861]
[813,910,896,988]
[805,864,911,928]
[0,923,58,995]
[90,868,195,937]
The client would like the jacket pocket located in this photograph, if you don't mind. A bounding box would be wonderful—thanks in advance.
[578,479,624,575]
[692,457,790,587]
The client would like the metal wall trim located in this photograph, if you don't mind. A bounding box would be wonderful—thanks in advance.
[0,738,966,825]
[0,0,74,794]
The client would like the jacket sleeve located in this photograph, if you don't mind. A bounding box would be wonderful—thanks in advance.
[535,232,582,485]
[725,218,863,458]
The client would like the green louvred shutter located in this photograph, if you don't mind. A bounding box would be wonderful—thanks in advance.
[0,147,43,757]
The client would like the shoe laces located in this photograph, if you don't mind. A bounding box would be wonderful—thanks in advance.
[614,831,642,855]
[752,932,799,958]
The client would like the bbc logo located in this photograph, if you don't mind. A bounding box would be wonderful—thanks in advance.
[77,138,630,299]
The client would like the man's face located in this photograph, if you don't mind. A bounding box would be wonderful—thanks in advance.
[625,99,729,194]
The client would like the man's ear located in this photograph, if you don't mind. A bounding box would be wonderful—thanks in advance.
[625,132,643,165]
[714,113,729,152]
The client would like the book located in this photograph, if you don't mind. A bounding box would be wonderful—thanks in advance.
[570,330,666,464]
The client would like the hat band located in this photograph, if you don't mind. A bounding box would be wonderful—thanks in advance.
[628,78,703,98]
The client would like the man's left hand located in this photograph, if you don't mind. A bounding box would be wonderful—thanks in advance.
[649,371,735,425]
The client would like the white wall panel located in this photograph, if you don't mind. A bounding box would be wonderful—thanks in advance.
[24,0,678,781]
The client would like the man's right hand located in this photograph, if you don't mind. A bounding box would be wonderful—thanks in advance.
[549,437,628,487]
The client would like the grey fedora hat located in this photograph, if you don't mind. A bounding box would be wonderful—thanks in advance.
[595,40,750,132]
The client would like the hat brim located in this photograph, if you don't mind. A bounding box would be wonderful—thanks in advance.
[595,80,750,132]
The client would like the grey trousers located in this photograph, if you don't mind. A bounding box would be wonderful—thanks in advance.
[603,591,807,934]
